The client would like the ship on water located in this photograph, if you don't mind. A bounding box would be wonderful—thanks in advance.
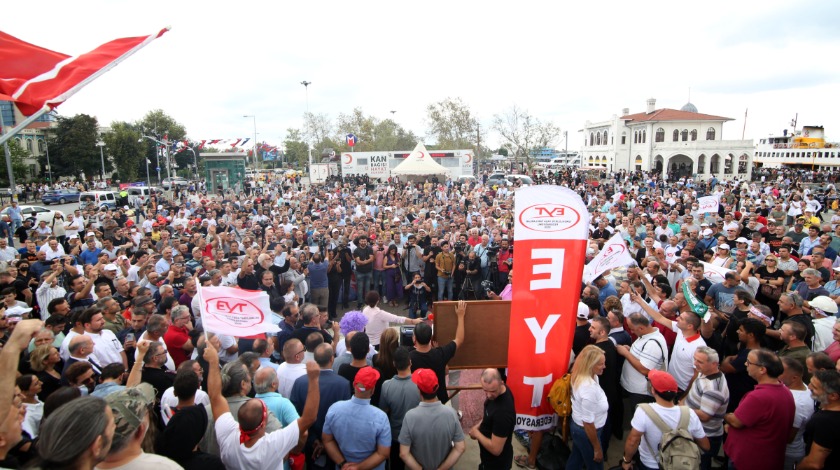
[754,124,839,169]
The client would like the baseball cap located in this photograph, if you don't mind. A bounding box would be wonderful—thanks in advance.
[104,264,118,272]
[735,237,748,244]
[809,295,839,316]
[577,302,590,319]
[411,368,439,394]
[106,383,156,439]
[354,366,380,392]
[132,295,154,307]
[85,231,96,238]
[648,370,678,394]
[718,244,730,251]
[702,229,712,236]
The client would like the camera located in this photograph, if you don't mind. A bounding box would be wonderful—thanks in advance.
[486,243,500,258]
[454,241,466,252]
[481,279,494,292]
[301,261,309,269]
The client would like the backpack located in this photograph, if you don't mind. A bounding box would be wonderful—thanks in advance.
[639,404,701,470]
[546,373,572,417]
[546,374,572,441]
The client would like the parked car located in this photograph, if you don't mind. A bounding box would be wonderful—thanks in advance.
[487,173,507,186]
[457,175,477,185]
[41,189,81,205]
[0,205,65,225]
[79,191,118,210]
[505,175,534,187]
[161,177,190,190]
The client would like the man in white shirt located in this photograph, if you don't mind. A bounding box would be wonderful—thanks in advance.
[84,308,127,369]
[631,293,706,393]
[38,238,65,261]
[617,313,669,405]
[0,238,17,262]
[276,339,307,398]
[204,340,321,470]
[63,214,81,239]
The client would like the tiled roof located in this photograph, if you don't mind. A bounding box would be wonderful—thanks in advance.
[621,108,732,122]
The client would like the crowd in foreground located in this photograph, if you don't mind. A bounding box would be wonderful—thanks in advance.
[0,166,837,469]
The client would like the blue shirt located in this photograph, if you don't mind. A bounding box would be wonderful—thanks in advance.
[290,370,351,445]
[322,396,391,470]
[256,392,300,470]
[79,248,102,265]
[307,261,328,289]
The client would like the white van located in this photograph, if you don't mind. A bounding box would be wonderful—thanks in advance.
[79,191,117,210]
[126,187,160,207]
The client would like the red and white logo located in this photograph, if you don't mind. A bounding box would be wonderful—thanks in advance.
[343,154,353,165]
[463,153,472,163]
[594,243,627,272]
[518,204,581,232]
[416,151,425,160]
[204,297,264,329]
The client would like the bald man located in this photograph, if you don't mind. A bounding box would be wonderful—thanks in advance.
[468,369,515,470]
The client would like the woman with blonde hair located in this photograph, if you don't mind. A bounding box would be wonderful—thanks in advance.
[567,345,608,470]
[30,344,62,402]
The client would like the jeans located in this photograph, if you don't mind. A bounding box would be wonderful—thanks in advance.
[701,435,723,470]
[372,269,383,295]
[566,420,603,470]
[408,293,427,319]
[437,276,453,301]
[355,271,372,305]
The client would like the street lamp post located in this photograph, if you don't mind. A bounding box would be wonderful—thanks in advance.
[183,147,198,179]
[300,81,312,173]
[44,137,53,184]
[243,115,258,171]
[140,135,172,184]
[96,141,106,185]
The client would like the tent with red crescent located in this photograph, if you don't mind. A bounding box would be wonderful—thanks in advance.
[390,142,451,177]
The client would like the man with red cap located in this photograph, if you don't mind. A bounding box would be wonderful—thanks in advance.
[322,366,391,470]
[620,370,709,470]
[399,368,466,470]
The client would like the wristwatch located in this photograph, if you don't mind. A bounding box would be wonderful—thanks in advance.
[622,456,632,464]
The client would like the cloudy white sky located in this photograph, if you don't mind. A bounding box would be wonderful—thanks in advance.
[7,0,840,151]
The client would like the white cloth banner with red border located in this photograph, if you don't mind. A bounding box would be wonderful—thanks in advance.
[198,286,279,337]
[583,232,637,283]
[696,195,720,214]
[509,186,589,431]
[700,261,734,284]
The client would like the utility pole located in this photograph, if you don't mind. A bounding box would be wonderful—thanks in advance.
[301,81,312,173]
[0,111,17,201]
[476,122,481,173]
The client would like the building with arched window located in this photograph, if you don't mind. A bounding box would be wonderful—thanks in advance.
[0,101,58,180]
[580,98,753,180]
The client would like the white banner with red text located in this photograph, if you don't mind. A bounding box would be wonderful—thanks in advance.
[697,195,720,214]
[583,232,637,284]
[198,286,279,337]
[509,186,590,431]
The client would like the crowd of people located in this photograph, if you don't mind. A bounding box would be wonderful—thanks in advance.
[0,166,838,469]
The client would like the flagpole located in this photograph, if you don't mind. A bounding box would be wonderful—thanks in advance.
[0,111,17,200]
[0,27,169,148]
[197,284,209,342]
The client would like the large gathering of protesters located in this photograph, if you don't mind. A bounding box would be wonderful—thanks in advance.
[0,164,837,469]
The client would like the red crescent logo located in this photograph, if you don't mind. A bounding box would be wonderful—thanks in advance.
[464,153,472,163]
[417,152,425,159]
[344,154,353,164]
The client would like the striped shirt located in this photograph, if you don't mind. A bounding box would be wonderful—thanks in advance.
[684,372,729,437]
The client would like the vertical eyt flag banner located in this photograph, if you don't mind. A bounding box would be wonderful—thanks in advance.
[509,186,589,430]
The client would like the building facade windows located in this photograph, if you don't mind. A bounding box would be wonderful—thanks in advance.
[681,129,688,141]
[655,128,664,142]
[673,129,679,142]
[690,129,698,141]
[706,127,715,140]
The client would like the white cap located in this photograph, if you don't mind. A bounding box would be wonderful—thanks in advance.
[719,243,731,250]
[103,264,118,272]
[85,232,95,238]
[735,237,749,243]
[702,229,713,236]
[577,302,590,319]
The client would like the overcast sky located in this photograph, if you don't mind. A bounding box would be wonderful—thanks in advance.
[7,0,840,151]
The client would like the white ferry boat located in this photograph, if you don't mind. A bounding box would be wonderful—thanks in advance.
[754,125,840,169]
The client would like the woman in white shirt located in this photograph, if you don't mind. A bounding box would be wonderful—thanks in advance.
[567,345,609,470]
[361,291,422,348]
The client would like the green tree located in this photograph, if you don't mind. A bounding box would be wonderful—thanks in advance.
[44,114,103,179]
[138,109,187,141]
[1,139,30,186]
[102,121,144,183]
[425,98,478,149]
[283,128,310,168]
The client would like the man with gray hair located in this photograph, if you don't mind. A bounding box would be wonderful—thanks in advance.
[135,314,175,370]
[164,305,194,368]
[277,339,307,398]
[255,367,301,431]
[99,383,182,468]
[684,346,729,470]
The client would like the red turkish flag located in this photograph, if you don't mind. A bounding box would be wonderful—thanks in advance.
[0,28,168,116]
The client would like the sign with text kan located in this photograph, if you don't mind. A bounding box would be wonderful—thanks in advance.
[198,286,279,337]
[368,154,389,178]
[510,186,589,430]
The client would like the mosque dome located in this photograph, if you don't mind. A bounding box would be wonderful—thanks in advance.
[680,102,698,113]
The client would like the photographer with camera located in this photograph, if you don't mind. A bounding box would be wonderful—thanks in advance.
[326,247,343,319]
[461,250,485,300]
[496,237,513,289]
[435,241,457,301]
[404,272,432,318]
[402,234,424,283]
[352,236,375,309]
[422,236,442,300]
[473,234,492,281]
[486,269,513,301]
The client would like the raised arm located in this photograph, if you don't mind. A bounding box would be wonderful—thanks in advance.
[203,340,230,420]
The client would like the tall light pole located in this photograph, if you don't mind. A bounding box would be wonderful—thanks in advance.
[140,135,171,183]
[300,81,312,173]
[96,141,106,184]
[44,135,53,184]
[243,115,258,170]
[183,147,198,179]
